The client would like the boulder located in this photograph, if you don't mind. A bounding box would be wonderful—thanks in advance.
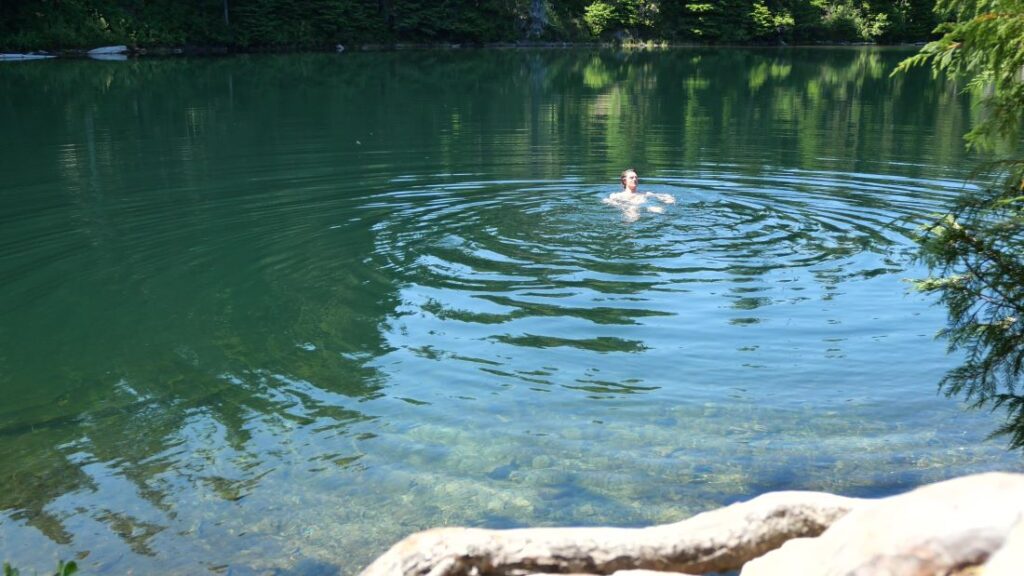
[741,472,1024,576]
[984,517,1024,575]
[87,45,129,55]
[359,472,1024,575]
[359,490,862,576]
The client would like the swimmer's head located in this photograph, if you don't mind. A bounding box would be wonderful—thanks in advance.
[621,168,639,192]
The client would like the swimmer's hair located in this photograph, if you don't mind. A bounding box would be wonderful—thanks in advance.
[620,168,637,186]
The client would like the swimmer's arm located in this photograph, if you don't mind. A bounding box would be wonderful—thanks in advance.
[654,193,676,204]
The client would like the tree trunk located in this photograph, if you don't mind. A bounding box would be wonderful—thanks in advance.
[528,0,546,38]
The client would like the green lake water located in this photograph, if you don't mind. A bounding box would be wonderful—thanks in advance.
[0,47,1020,574]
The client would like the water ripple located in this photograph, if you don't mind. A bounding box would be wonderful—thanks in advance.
[368,166,958,331]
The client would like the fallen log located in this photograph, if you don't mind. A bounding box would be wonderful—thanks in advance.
[360,490,864,576]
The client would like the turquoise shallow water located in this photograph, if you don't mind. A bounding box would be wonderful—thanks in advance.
[0,47,1020,574]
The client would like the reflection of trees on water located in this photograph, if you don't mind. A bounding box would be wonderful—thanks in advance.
[0,48,975,177]
[1,49,975,197]
[562,47,974,175]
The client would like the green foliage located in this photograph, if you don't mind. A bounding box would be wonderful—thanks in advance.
[584,1,618,35]
[861,10,891,39]
[545,0,595,39]
[751,1,796,40]
[821,1,890,41]
[127,1,229,46]
[235,0,357,47]
[783,0,829,41]
[0,0,123,49]
[822,2,860,39]
[876,0,937,42]
[896,0,1024,448]
[912,169,1024,447]
[0,0,949,50]
[2,560,78,576]
[896,0,1024,151]
[657,0,759,42]
[379,0,516,42]
[582,0,656,38]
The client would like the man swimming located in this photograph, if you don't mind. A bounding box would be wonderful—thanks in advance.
[603,168,675,220]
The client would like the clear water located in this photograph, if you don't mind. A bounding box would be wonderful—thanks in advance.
[0,47,1019,575]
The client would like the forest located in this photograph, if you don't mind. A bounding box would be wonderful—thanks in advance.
[0,0,938,52]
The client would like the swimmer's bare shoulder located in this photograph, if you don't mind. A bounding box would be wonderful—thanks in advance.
[604,190,630,204]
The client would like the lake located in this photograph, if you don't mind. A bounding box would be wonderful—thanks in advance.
[0,47,1018,575]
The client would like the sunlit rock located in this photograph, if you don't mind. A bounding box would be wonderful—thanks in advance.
[0,53,56,60]
[742,472,1024,576]
[984,518,1024,575]
[360,472,1024,575]
[87,45,129,55]
[359,490,861,575]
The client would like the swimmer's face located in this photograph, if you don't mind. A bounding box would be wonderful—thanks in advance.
[623,171,639,192]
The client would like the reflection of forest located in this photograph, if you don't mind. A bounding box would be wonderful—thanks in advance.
[573,47,973,173]
[0,48,975,555]
[0,49,974,194]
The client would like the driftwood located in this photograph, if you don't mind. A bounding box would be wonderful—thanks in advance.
[359,490,864,576]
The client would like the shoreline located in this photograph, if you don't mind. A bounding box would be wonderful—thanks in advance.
[1,39,927,61]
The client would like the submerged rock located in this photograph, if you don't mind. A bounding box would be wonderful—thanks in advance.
[486,461,518,481]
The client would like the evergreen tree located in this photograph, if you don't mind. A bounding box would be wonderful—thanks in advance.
[895,0,1024,447]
